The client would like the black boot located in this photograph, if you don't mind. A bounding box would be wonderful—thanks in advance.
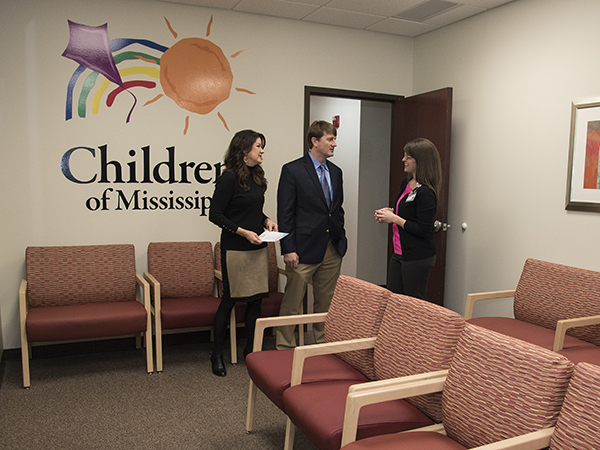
[210,353,226,377]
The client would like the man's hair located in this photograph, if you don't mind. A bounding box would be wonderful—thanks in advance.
[306,120,337,149]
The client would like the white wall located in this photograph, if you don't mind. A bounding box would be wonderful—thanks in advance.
[413,0,600,317]
[0,0,413,349]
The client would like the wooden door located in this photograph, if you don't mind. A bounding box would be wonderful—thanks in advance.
[390,88,453,306]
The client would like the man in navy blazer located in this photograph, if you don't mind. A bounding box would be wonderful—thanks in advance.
[276,120,347,349]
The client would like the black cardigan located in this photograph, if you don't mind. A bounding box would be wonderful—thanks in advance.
[394,177,437,261]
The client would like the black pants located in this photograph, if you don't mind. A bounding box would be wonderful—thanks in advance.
[387,253,436,301]
[212,297,262,357]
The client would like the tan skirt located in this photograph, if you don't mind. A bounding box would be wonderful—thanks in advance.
[225,246,269,300]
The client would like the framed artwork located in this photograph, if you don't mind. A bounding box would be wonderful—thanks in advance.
[566,97,600,212]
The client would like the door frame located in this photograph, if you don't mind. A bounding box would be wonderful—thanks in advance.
[304,86,452,305]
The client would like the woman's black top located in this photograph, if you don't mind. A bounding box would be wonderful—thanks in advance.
[394,177,437,261]
[209,170,268,252]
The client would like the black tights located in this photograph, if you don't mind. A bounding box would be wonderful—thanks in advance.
[212,298,262,357]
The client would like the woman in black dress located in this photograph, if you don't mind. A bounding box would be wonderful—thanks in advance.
[209,129,277,377]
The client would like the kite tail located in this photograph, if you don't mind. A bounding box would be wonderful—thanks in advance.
[126,90,138,123]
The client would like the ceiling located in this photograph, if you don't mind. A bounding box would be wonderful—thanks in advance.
[154,0,516,37]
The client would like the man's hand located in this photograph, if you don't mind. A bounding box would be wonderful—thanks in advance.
[283,252,299,269]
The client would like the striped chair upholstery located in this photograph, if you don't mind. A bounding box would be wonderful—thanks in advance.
[282,293,465,450]
[21,244,153,387]
[26,244,137,308]
[146,241,221,372]
[373,294,466,422]
[442,324,573,447]
[551,362,600,449]
[340,323,574,450]
[324,276,392,381]
[246,275,391,413]
[514,258,600,345]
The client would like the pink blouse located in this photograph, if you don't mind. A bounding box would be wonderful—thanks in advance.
[392,182,414,255]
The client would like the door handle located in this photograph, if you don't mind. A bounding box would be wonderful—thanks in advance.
[434,221,450,232]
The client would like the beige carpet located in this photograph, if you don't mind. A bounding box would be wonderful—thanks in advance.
[0,333,318,450]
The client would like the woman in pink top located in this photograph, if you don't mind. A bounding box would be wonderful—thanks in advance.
[375,138,442,300]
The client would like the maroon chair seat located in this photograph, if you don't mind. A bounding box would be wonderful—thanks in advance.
[247,351,368,411]
[339,431,467,450]
[160,296,222,329]
[283,380,433,450]
[27,301,148,342]
[468,316,600,365]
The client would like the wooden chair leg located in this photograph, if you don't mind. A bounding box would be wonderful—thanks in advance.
[230,307,238,364]
[21,339,30,388]
[246,380,258,433]
[145,330,154,374]
[155,318,163,373]
[284,417,296,450]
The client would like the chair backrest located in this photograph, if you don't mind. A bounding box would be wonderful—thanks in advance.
[26,244,137,308]
[442,323,574,448]
[147,241,214,298]
[214,241,279,294]
[373,294,465,422]
[550,362,600,449]
[514,258,600,345]
[323,275,391,381]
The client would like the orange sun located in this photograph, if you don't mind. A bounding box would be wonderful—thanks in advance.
[144,16,254,134]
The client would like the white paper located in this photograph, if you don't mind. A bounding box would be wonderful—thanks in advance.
[259,231,289,242]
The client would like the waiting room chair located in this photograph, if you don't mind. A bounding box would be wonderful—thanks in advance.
[245,275,391,435]
[339,323,574,449]
[282,293,465,450]
[20,244,153,387]
[145,241,223,373]
[465,258,600,365]
[214,241,286,364]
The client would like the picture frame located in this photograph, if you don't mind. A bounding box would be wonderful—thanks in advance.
[565,97,600,212]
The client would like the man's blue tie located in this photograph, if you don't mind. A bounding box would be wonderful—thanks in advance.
[319,164,331,208]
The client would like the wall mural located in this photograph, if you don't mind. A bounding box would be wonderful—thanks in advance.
[63,16,253,133]
[60,16,253,214]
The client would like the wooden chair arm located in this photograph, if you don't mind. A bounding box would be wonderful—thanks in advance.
[348,369,449,394]
[252,313,328,352]
[143,272,161,313]
[289,337,377,386]
[470,427,554,449]
[553,314,600,351]
[341,372,447,447]
[136,273,151,311]
[464,289,515,320]
[19,279,28,334]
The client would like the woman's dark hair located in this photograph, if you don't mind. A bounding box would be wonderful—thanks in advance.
[223,129,267,192]
[404,138,442,199]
